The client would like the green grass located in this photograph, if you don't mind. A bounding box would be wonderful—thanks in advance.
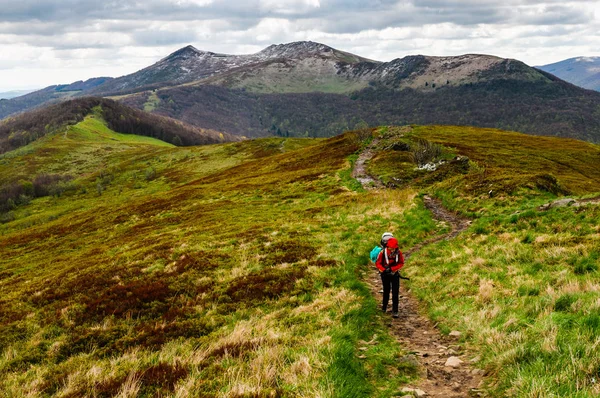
[366,125,600,397]
[2,119,600,396]
[143,92,161,112]
[0,116,425,396]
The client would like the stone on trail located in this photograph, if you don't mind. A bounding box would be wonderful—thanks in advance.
[551,198,576,208]
[400,387,427,397]
[445,356,463,368]
[449,330,462,337]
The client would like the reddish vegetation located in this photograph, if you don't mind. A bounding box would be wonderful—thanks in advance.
[309,259,338,268]
[226,267,307,304]
[86,279,171,319]
[206,340,261,361]
[138,362,189,394]
[262,240,317,266]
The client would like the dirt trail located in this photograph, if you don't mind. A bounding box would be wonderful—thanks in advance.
[355,139,484,397]
[351,137,384,189]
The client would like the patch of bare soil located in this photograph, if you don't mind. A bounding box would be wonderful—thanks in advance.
[355,140,485,397]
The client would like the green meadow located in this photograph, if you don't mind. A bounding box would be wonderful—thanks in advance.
[1,114,600,397]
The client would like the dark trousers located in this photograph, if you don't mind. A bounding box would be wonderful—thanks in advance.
[380,272,400,312]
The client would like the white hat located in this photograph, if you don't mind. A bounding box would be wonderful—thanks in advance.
[381,232,393,242]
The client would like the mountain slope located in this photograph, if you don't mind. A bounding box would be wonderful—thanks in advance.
[200,53,549,94]
[88,41,377,96]
[0,97,241,154]
[537,56,600,91]
[1,124,600,396]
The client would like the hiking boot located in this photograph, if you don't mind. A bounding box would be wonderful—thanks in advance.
[382,307,387,313]
[392,312,399,318]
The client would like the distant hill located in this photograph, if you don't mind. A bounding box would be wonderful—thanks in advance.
[0,77,112,120]
[0,97,241,154]
[0,89,36,100]
[112,42,600,143]
[537,57,600,91]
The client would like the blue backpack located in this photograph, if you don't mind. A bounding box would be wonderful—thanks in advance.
[369,246,382,262]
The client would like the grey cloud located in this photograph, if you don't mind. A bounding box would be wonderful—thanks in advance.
[132,30,199,46]
[0,0,594,30]
[0,21,68,36]
[515,5,593,25]
[0,0,597,52]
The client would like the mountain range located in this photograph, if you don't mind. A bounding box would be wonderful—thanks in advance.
[0,89,36,100]
[537,57,600,91]
[3,41,600,143]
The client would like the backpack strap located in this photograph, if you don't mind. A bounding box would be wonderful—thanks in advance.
[384,248,399,267]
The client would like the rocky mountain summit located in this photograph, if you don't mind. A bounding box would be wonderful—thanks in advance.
[87,41,549,96]
[88,41,375,96]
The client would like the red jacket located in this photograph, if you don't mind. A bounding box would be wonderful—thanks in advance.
[376,248,405,273]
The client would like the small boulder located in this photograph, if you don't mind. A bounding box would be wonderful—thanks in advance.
[550,199,576,208]
[445,356,463,368]
[400,387,427,397]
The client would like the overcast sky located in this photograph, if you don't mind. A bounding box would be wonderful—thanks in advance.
[1,0,599,92]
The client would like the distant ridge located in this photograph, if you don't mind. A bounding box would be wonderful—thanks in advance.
[537,56,600,91]
[0,77,113,120]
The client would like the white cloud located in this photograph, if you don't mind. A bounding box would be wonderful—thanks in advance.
[1,0,600,90]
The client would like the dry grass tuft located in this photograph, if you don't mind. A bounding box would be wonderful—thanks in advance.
[478,279,495,303]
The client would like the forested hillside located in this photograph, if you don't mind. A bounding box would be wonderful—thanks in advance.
[121,75,600,142]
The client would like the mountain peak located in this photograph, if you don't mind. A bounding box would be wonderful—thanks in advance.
[258,41,335,59]
[167,45,203,59]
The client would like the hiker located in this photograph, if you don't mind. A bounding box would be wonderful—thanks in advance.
[375,237,404,318]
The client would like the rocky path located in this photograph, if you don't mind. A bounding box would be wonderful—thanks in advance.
[355,138,485,397]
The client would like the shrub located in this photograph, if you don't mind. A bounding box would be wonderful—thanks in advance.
[554,294,576,312]
[145,167,157,181]
[409,138,443,166]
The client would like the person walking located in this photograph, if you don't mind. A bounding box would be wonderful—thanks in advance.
[375,237,404,318]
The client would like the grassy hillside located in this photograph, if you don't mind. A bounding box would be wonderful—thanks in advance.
[0,121,437,397]
[0,97,240,155]
[1,123,600,396]
[368,126,600,397]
